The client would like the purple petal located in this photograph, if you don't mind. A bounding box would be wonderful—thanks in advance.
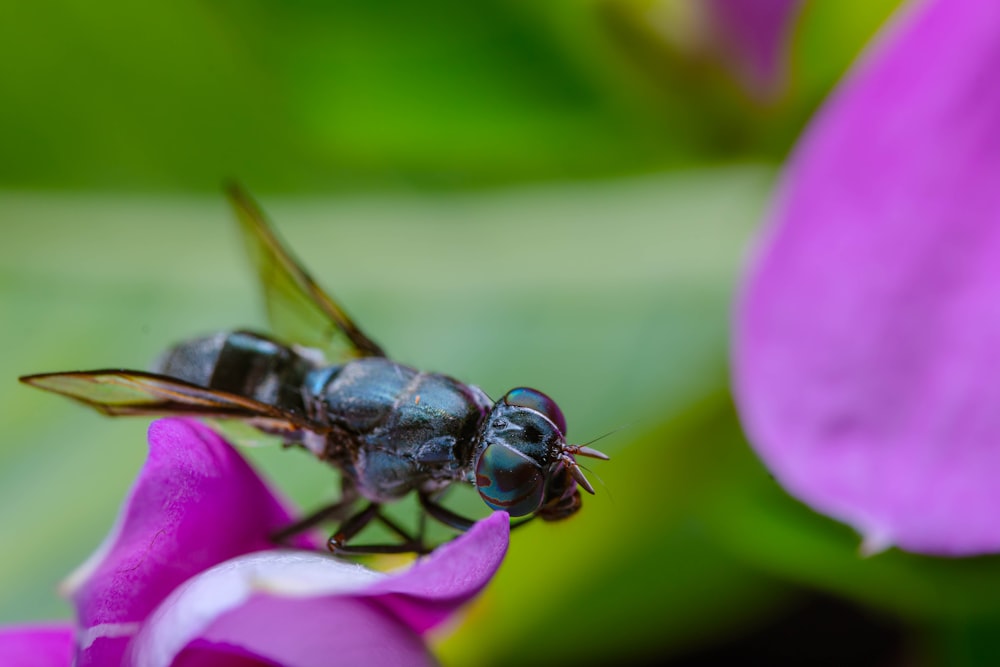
[734,0,1000,555]
[172,646,275,667]
[67,419,314,665]
[186,597,433,667]
[0,625,73,667]
[130,551,382,665]
[129,514,509,666]
[363,511,510,633]
[705,0,802,98]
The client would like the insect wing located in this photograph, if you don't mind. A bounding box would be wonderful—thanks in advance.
[226,184,385,360]
[19,370,321,437]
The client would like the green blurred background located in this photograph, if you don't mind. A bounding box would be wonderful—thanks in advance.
[6,1,999,665]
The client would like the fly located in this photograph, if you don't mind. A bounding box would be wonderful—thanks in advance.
[19,185,608,555]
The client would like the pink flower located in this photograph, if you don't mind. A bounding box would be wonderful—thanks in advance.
[0,419,509,665]
[734,0,1000,555]
[704,0,803,99]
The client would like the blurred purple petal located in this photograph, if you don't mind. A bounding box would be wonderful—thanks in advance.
[130,516,509,667]
[0,624,73,667]
[67,418,313,665]
[705,0,802,98]
[734,0,1000,555]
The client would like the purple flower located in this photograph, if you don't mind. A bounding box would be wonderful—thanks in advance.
[733,0,1000,556]
[704,0,803,99]
[0,625,74,667]
[0,419,509,665]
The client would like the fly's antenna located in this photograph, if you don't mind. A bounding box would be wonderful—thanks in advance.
[577,423,630,451]
[571,445,610,461]
[566,431,620,463]
[560,424,623,494]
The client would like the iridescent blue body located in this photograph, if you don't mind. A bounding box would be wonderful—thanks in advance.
[307,356,492,501]
[151,328,595,520]
[156,330,497,503]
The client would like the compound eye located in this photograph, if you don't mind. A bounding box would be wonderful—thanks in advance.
[503,387,567,436]
[475,444,545,517]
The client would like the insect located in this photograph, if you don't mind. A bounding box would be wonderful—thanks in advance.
[20,185,607,555]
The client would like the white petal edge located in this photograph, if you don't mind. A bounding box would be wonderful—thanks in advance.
[130,550,384,667]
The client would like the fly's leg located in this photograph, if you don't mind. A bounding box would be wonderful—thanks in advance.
[328,503,430,556]
[290,492,524,555]
[416,508,427,546]
[418,493,475,532]
[419,493,533,533]
[270,486,359,545]
[271,497,356,545]
[327,503,379,552]
[374,511,422,547]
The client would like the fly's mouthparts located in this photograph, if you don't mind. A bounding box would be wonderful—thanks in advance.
[566,459,596,495]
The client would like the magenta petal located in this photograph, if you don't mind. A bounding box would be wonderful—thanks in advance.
[130,515,508,666]
[129,551,383,666]
[705,0,802,98]
[173,644,276,667]
[363,511,510,633]
[193,597,433,667]
[68,418,312,665]
[734,0,1000,555]
[0,624,73,667]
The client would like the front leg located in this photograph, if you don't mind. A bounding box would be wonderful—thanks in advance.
[270,483,360,545]
[418,492,476,532]
[327,503,430,556]
[419,492,534,533]
[330,494,484,556]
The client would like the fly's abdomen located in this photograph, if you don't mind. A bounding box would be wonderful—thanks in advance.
[153,330,320,415]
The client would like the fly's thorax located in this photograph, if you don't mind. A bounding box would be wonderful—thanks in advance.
[473,387,584,519]
[306,357,493,501]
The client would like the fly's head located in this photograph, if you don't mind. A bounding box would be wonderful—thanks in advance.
[473,387,608,521]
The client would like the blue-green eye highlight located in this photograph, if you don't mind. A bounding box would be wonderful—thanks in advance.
[475,444,545,516]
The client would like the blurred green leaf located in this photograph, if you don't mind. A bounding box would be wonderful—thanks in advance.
[934,615,1000,667]
[0,0,689,189]
[791,0,905,108]
[0,0,908,190]
[683,395,1000,621]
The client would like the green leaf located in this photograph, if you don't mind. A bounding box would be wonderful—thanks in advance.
[686,395,1000,620]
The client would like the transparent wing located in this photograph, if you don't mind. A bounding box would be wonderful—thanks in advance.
[226,183,385,360]
[19,370,324,437]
